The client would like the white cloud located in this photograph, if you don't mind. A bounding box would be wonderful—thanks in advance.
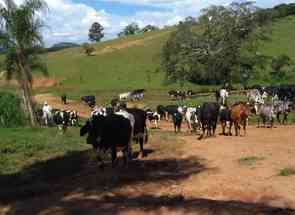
[0,0,293,46]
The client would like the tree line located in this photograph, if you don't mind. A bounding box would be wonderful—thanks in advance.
[161,1,295,87]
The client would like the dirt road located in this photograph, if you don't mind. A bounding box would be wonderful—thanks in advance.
[1,121,295,215]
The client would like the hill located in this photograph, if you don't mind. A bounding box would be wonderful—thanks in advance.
[44,16,295,94]
[46,42,80,52]
[46,28,176,93]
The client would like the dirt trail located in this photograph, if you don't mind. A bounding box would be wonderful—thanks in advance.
[0,77,59,90]
[94,33,168,56]
[1,120,295,215]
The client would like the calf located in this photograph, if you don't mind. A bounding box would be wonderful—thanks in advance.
[274,100,291,125]
[146,110,161,129]
[230,102,251,136]
[172,112,183,133]
[80,114,132,168]
[255,103,275,128]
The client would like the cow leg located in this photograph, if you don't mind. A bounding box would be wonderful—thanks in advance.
[123,147,129,167]
[165,112,169,121]
[242,119,247,136]
[213,121,217,136]
[221,121,225,135]
[283,113,288,125]
[235,122,239,136]
[139,137,145,158]
[198,126,205,140]
[111,148,118,168]
[229,121,233,136]
[277,113,281,124]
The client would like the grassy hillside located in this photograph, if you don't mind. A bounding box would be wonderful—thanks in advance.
[44,16,295,93]
[1,16,295,96]
[46,28,175,93]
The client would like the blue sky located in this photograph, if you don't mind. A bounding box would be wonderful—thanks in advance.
[2,0,293,46]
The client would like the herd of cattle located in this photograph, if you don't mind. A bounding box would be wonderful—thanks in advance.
[37,85,295,167]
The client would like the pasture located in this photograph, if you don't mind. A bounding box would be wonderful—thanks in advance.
[1,11,295,215]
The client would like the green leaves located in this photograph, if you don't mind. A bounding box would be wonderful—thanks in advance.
[88,22,104,43]
[161,1,271,86]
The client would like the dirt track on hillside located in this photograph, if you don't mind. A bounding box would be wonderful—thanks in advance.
[1,119,295,215]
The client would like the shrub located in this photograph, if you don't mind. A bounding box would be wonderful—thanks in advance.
[0,92,26,127]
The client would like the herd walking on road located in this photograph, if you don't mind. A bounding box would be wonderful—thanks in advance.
[37,85,295,168]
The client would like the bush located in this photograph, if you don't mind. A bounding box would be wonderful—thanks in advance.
[0,92,26,127]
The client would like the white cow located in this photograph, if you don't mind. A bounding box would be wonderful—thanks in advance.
[184,107,200,132]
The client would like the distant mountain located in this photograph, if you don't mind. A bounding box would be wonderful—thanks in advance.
[47,42,80,52]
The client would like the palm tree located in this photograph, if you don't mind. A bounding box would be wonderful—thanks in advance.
[0,0,47,126]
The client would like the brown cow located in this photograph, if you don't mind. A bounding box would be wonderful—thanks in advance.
[230,102,251,136]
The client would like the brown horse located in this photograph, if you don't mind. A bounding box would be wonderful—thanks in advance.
[230,102,251,136]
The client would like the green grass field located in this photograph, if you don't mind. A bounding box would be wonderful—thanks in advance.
[38,16,295,95]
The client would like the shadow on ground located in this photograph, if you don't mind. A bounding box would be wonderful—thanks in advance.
[0,148,205,202]
[7,194,295,215]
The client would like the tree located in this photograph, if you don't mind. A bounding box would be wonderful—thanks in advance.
[118,22,140,37]
[271,54,292,80]
[0,0,48,127]
[161,1,270,85]
[141,25,158,33]
[88,22,104,42]
[82,43,95,56]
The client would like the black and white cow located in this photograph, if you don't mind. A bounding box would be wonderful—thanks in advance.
[130,89,145,101]
[146,109,161,129]
[80,114,132,168]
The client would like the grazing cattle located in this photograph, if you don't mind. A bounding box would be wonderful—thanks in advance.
[219,106,231,136]
[130,89,145,101]
[146,110,161,129]
[229,102,250,136]
[184,107,200,133]
[80,114,132,168]
[168,90,186,100]
[199,102,219,139]
[81,95,96,107]
[255,103,275,128]
[172,112,183,133]
[274,100,291,125]
[61,94,67,105]
[119,92,131,101]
